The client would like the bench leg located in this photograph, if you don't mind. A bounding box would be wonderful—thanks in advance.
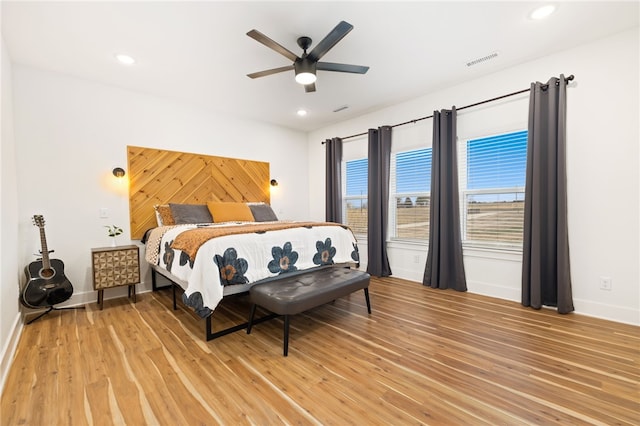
[247,304,257,334]
[283,315,290,356]
[364,288,371,314]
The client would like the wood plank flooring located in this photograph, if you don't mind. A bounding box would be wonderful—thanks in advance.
[2,276,639,425]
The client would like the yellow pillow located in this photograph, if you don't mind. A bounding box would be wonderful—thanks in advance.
[207,202,255,223]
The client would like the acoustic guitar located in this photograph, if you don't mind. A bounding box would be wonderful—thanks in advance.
[21,215,73,308]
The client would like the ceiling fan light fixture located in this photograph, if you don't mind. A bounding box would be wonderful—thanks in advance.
[294,58,317,85]
[295,72,316,85]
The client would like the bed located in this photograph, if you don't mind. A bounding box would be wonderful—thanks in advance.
[143,206,359,339]
[145,212,360,311]
[127,145,359,340]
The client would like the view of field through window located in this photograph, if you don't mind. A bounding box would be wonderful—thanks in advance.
[346,197,524,243]
[465,195,524,243]
[343,130,527,247]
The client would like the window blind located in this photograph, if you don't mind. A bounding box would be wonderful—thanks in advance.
[345,159,368,196]
[467,130,527,192]
[396,148,432,193]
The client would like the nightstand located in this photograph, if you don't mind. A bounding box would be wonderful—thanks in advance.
[91,245,140,309]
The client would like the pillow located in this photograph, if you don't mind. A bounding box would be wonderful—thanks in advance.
[206,201,255,223]
[154,205,175,226]
[169,203,213,224]
[248,203,278,222]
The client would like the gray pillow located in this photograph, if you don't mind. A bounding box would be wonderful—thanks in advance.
[169,203,213,224]
[249,203,278,222]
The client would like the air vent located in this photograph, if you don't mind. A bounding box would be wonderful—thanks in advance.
[333,105,349,113]
[466,52,499,67]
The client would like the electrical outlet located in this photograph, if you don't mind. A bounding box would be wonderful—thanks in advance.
[599,277,612,291]
[99,208,109,218]
[413,255,420,264]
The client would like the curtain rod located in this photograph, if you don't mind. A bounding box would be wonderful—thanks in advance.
[322,74,574,143]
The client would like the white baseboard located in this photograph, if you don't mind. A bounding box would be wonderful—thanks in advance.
[466,279,521,303]
[40,280,154,309]
[0,313,23,396]
[386,266,422,283]
[383,271,522,304]
[573,298,640,326]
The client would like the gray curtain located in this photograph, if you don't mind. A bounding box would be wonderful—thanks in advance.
[423,108,467,291]
[522,75,574,313]
[366,127,392,277]
[325,137,343,223]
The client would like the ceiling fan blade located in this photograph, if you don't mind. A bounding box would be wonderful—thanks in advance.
[307,21,353,62]
[317,62,369,74]
[304,83,316,93]
[247,29,299,62]
[247,65,294,79]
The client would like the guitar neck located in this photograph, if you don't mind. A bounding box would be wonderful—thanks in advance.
[39,226,51,270]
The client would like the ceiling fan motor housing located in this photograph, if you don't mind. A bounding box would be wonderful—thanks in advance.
[294,57,316,75]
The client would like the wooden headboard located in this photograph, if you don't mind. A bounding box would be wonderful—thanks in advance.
[127,145,270,239]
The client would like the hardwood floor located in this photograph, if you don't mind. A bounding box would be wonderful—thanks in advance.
[2,276,639,425]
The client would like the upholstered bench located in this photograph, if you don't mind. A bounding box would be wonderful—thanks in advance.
[247,267,371,356]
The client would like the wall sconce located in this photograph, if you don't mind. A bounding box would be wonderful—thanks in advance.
[270,179,278,187]
[112,167,126,178]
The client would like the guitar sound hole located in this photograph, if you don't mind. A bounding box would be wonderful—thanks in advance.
[39,268,55,279]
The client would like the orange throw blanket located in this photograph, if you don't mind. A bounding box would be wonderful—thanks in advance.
[171,221,345,260]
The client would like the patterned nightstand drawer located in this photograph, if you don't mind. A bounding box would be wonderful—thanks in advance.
[91,245,140,309]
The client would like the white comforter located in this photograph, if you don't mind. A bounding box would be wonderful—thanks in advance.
[148,222,360,317]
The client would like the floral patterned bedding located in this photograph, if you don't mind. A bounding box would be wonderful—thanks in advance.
[146,221,360,317]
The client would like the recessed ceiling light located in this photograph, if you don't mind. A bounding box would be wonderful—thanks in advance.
[115,54,136,65]
[297,109,308,117]
[529,4,556,20]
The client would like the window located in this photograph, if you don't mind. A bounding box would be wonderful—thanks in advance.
[343,158,368,235]
[390,148,432,241]
[459,130,527,247]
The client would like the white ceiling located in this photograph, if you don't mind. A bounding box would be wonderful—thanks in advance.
[2,1,638,132]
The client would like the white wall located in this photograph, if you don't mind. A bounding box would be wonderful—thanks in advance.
[308,28,639,325]
[10,65,309,313]
[0,34,22,392]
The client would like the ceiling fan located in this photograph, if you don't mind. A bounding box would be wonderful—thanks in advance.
[246,21,369,93]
